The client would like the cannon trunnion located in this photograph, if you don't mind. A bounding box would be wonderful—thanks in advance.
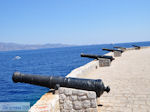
[12,72,110,97]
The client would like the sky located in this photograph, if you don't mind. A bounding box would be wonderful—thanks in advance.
[0,0,150,45]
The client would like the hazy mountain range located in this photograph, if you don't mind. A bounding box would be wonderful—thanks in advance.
[0,42,74,51]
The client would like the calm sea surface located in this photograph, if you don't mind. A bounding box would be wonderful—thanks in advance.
[0,41,149,106]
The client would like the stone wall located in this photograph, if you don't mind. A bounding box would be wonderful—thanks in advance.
[98,58,111,67]
[114,51,122,57]
[59,87,98,112]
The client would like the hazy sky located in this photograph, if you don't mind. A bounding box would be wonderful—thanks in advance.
[0,0,150,45]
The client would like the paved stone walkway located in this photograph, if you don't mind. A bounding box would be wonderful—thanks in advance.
[78,48,150,112]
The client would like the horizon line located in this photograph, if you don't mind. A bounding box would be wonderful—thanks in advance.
[0,40,150,46]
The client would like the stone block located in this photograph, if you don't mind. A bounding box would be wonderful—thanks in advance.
[64,88,72,96]
[59,94,66,100]
[63,100,73,110]
[59,104,64,110]
[91,99,97,108]
[58,87,98,112]
[77,91,87,96]
[82,100,91,108]
[78,95,87,100]
[73,101,82,110]
[87,91,96,99]
[98,58,111,67]
[70,95,78,101]
[114,51,122,57]
[59,88,65,94]
[72,89,79,95]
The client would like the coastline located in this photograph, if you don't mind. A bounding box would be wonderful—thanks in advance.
[29,46,150,112]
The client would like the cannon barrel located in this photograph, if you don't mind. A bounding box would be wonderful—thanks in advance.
[80,53,114,61]
[102,48,123,53]
[114,46,126,49]
[12,72,110,97]
[113,46,126,51]
[132,45,140,49]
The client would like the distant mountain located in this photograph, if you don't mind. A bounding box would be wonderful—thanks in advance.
[0,42,74,51]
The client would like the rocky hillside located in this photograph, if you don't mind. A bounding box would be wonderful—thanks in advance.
[0,42,73,51]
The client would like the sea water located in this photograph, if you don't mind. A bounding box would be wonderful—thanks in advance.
[0,41,149,106]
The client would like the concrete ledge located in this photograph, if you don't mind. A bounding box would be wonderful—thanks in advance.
[66,60,100,78]
[29,92,60,112]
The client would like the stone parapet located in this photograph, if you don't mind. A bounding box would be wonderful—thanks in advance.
[114,51,122,57]
[98,58,111,67]
[59,87,98,112]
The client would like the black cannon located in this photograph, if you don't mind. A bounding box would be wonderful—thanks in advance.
[114,46,126,51]
[132,45,141,49]
[12,72,110,97]
[114,46,126,50]
[80,53,114,61]
[102,48,123,53]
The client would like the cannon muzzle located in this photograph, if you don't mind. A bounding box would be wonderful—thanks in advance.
[12,72,110,97]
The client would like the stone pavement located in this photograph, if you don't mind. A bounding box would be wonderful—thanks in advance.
[78,48,150,112]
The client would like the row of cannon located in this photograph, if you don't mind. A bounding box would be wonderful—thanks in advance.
[12,45,141,97]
